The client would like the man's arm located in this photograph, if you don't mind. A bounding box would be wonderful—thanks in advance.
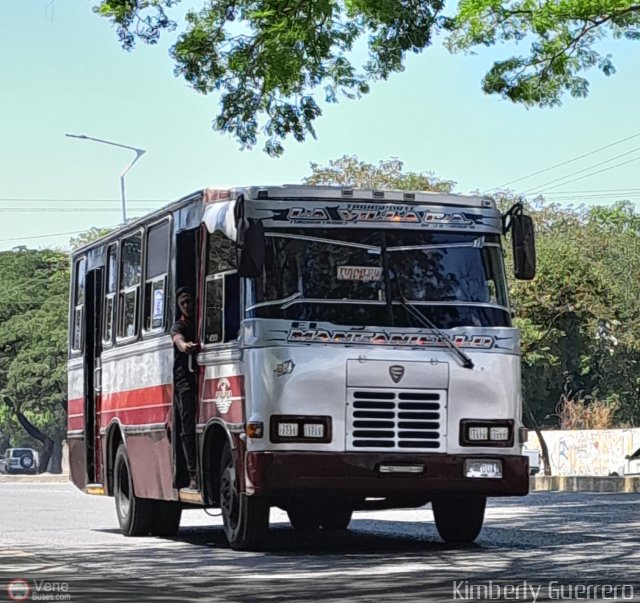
[172,332,197,354]
[170,322,198,354]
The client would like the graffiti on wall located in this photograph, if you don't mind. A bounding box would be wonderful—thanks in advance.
[527,429,640,476]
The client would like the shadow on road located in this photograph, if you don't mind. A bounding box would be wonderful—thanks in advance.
[2,492,640,602]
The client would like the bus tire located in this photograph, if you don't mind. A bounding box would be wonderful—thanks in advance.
[219,443,269,551]
[320,505,353,530]
[432,496,486,544]
[150,500,182,537]
[287,506,321,531]
[113,444,153,536]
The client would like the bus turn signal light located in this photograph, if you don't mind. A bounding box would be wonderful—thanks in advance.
[246,422,264,438]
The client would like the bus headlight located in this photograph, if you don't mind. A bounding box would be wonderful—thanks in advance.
[468,426,489,441]
[489,426,510,441]
[303,423,325,439]
[277,423,299,438]
[270,416,332,443]
[460,420,514,447]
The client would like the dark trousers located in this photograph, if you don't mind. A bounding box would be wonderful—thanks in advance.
[174,381,197,482]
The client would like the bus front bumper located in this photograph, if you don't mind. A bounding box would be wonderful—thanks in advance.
[246,452,529,499]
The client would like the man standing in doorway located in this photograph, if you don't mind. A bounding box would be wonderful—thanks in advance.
[171,287,199,490]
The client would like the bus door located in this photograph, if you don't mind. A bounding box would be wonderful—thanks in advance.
[172,226,201,488]
[84,268,103,485]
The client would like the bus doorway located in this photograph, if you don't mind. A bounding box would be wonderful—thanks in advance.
[83,268,103,485]
[172,227,201,490]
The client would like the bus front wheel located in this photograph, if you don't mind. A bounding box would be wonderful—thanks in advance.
[219,443,269,550]
[113,444,154,536]
[432,496,486,544]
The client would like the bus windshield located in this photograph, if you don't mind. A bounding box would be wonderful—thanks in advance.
[248,229,510,329]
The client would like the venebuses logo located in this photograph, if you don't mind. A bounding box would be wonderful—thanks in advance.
[6,578,71,601]
[7,579,30,601]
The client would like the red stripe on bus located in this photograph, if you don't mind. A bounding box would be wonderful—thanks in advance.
[68,416,84,431]
[68,397,84,415]
[101,384,173,410]
[99,405,171,426]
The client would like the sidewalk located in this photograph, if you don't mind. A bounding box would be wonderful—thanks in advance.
[0,473,70,484]
[531,475,640,493]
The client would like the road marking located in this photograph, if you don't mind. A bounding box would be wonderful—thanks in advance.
[243,562,456,580]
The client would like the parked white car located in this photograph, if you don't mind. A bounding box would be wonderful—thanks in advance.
[523,447,541,476]
[609,447,640,477]
[0,448,38,474]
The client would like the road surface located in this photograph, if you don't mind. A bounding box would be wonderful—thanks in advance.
[1,483,638,602]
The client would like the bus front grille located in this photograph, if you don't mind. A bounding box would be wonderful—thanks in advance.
[346,389,446,452]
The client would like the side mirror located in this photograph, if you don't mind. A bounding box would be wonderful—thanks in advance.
[238,220,265,278]
[511,213,536,280]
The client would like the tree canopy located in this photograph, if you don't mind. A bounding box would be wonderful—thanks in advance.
[94,0,638,154]
[303,155,456,191]
[0,249,69,472]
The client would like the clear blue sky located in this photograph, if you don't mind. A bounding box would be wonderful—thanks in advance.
[1,0,639,250]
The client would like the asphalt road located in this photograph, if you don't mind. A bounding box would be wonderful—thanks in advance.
[1,482,639,602]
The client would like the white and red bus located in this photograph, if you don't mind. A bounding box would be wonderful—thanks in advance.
[68,185,535,549]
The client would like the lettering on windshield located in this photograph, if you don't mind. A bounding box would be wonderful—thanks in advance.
[272,204,483,228]
[337,266,383,281]
[287,327,495,348]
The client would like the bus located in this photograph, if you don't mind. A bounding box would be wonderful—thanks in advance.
[67,185,536,550]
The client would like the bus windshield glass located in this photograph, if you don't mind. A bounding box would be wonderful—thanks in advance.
[248,229,510,329]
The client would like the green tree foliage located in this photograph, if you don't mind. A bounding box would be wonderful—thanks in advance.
[505,199,640,426]
[70,226,115,250]
[0,250,69,472]
[303,156,456,191]
[446,0,636,107]
[93,0,638,153]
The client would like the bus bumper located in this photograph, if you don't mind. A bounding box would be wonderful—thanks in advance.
[246,452,529,499]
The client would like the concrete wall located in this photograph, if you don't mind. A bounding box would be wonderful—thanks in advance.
[527,428,640,476]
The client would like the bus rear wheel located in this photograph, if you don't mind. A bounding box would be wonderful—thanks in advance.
[113,444,154,536]
[432,496,486,544]
[219,443,269,550]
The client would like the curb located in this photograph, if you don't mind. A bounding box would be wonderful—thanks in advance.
[531,475,640,493]
[0,473,70,484]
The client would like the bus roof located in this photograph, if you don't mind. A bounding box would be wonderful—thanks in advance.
[207,185,494,209]
[71,185,496,256]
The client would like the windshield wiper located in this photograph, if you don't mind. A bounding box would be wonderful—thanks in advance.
[396,297,474,370]
[247,291,303,311]
[386,236,487,253]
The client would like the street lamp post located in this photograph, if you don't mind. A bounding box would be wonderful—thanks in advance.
[65,133,146,223]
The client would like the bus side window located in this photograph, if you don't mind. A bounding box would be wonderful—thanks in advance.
[71,257,86,352]
[204,273,240,344]
[103,244,117,346]
[117,232,142,340]
[205,275,224,344]
[204,231,239,345]
[144,220,170,333]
